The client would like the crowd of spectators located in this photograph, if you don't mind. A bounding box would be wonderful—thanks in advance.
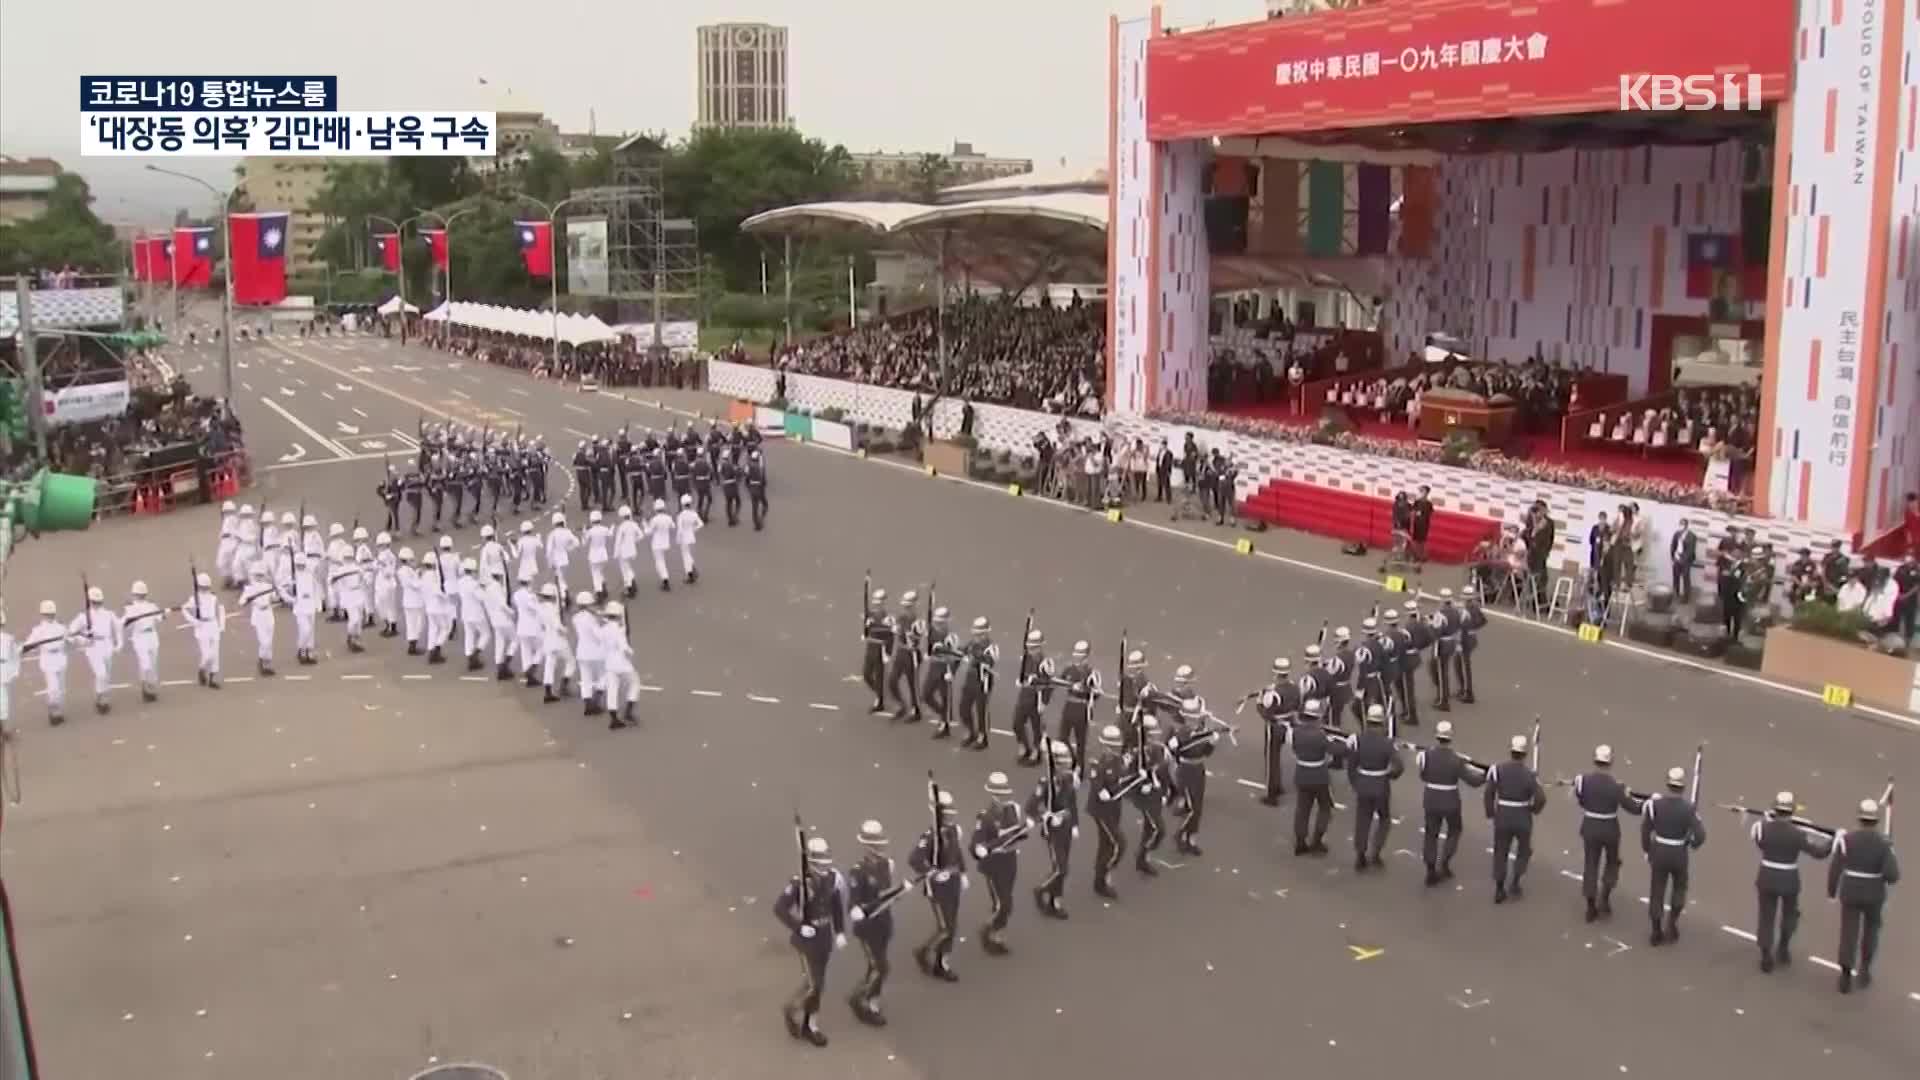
[775,294,1105,415]
[1316,356,1582,435]
[424,330,701,390]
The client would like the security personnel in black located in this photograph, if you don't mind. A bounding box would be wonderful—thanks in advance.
[745,420,764,453]
[1011,629,1056,766]
[1402,598,1433,723]
[971,771,1026,955]
[425,458,447,529]
[1457,586,1486,703]
[378,468,403,532]
[886,592,923,723]
[593,441,616,513]
[1254,657,1300,805]
[1345,704,1404,870]
[772,835,846,1048]
[1291,699,1337,855]
[705,423,727,469]
[861,588,895,713]
[1572,744,1642,921]
[1352,618,1389,724]
[1417,721,1485,884]
[640,426,660,456]
[1055,640,1100,772]
[1167,696,1219,857]
[1829,797,1900,993]
[1384,608,1420,727]
[746,449,770,530]
[402,469,425,534]
[1130,715,1169,874]
[1751,790,1831,973]
[690,453,714,522]
[669,449,693,504]
[1430,589,1463,710]
[1086,725,1131,898]
[614,430,634,504]
[843,820,897,1026]
[1325,627,1356,727]
[1641,766,1706,945]
[718,455,743,526]
[527,440,549,506]
[909,787,966,981]
[922,607,959,737]
[957,617,998,750]
[1484,733,1547,903]
[1026,740,1079,918]
[571,443,594,512]
[463,455,484,523]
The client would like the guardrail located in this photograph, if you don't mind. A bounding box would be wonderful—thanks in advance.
[91,448,250,519]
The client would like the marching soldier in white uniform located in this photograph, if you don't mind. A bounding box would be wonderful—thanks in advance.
[571,596,605,715]
[544,512,580,602]
[584,510,613,602]
[215,500,239,585]
[121,582,166,702]
[420,552,452,663]
[24,601,70,724]
[513,575,545,688]
[291,555,321,665]
[229,504,259,588]
[397,548,425,654]
[458,558,490,670]
[240,565,278,677]
[614,505,643,598]
[645,499,675,592]
[71,586,121,714]
[675,494,703,584]
[599,601,638,729]
[180,573,226,688]
[373,533,400,637]
[514,521,542,585]
[539,584,575,703]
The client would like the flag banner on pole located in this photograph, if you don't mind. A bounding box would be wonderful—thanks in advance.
[373,232,401,272]
[131,236,150,282]
[421,228,449,269]
[173,226,215,287]
[230,211,289,305]
[515,220,553,278]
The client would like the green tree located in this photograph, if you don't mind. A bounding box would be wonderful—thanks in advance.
[0,173,120,274]
[911,153,953,202]
[517,145,573,207]
[660,127,854,292]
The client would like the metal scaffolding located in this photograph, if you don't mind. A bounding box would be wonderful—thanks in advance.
[569,155,701,336]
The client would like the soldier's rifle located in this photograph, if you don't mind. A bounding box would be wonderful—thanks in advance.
[793,812,810,913]
[1718,777,1895,842]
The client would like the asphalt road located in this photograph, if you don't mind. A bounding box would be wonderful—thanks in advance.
[6,324,1913,1079]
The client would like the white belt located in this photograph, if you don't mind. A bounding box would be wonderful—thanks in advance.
[1357,768,1390,778]
[1425,782,1457,791]
[1654,835,1689,846]
[1496,798,1531,808]
[1296,758,1328,768]
[1760,859,1798,871]
[1582,810,1616,820]
[1842,869,1883,879]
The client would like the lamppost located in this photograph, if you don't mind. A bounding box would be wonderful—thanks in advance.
[514,195,578,371]
[415,207,480,304]
[367,213,429,344]
[143,165,237,411]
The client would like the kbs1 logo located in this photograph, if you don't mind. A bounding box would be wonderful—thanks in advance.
[1618,73,1764,112]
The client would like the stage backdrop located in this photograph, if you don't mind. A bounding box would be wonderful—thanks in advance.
[566,219,609,297]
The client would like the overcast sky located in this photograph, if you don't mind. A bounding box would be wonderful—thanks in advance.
[0,0,1259,224]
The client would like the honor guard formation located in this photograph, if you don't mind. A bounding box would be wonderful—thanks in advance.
[2,417,773,734]
[767,578,1902,1048]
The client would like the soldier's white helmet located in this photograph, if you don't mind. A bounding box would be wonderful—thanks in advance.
[932,606,951,622]
[1403,597,1420,610]
[538,583,557,599]
[375,532,391,545]
[1125,649,1146,671]
[353,527,369,541]
[587,510,602,524]
[327,523,344,537]
[1593,744,1613,765]
[932,788,956,811]
[681,494,693,506]
[462,558,478,573]
[1335,626,1351,641]
[1071,640,1089,658]
[602,601,623,618]
[1858,799,1881,822]
[1665,767,1686,789]
[858,820,888,846]
[984,772,1014,796]
[1462,586,1479,600]
[618,506,632,519]
[1361,617,1378,632]
[805,836,832,865]
[304,514,319,528]
[1098,724,1124,747]
[481,524,496,538]
[1179,697,1203,719]
[239,504,255,516]
[653,499,666,511]
[1025,630,1044,648]
[280,512,296,525]
[1434,721,1454,742]
[520,521,535,533]
[421,553,438,566]
[438,536,454,550]
[1304,698,1326,718]
[398,548,415,562]
[870,589,888,606]
[195,573,212,589]
[1271,657,1291,675]
[1365,704,1385,724]
[551,513,566,526]
[575,591,595,607]
[1173,663,1194,685]
[1051,739,1074,762]
[221,499,236,512]
[971,616,990,633]
[899,591,917,609]
[1440,588,1455,601]
[86,586,104,603]
[130,581,149,596]
[1509,735,1529,755]
[1383,608,1400,623]
[38,600,56,615]
[1773,791,1796,813]
[1305,644,1322,660]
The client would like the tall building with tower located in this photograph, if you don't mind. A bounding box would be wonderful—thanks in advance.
[695,22,790,130]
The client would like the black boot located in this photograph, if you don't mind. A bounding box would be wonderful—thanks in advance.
[466,655,483,672]
[1585,898,1599,923]
[659,579,671,592]
[525,671,540,689]
[141,688,158,704]
[1136,852,1158,876]
[496,661,513,681]
[543,688,559,704]
[348,638,366,654]
[1759,950,1775,973]
[407,642,421,656]
[428,646,445,664]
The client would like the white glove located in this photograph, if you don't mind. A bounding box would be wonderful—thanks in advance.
[973,844,988,860]
[1071,826,1080,840]
[849,906,866,924]
[1048,812,1066,828]
[934,870,951,884]
[799,924,816,939]
[834,933,847,951]
[960,873,970,892]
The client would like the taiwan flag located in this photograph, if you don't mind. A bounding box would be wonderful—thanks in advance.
[373,232,401,272]
[153,237,174,284]
[131,236,151,281]
[1683,233,1737,298]
[420,228,449,270]
[173,226,215,288]
[516,220,553,278]
[230,212,290,305]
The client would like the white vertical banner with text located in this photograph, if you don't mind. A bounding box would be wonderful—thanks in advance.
[1108,15,1154,416]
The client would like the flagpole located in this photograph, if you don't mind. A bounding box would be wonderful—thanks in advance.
[170,230,179,333]
[144,165,239,413]
[517,195,577,374]
[417,207,479,308]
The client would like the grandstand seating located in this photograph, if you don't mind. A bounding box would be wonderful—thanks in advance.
[1237,478,1500,563]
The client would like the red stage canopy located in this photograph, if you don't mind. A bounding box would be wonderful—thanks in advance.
[1146,0,1795,141]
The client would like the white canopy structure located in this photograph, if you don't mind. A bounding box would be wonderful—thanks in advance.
[418,301,618,345]
[377,295,421,316]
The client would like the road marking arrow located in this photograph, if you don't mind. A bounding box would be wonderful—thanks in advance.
[278,387,296,398]
[358,439,387,450]
[391,365,421,373]
[277,443,308,464]
[1348,946,1385,961]
[335,383,355,393]
[351,366,375,374]
[335,422,361,435]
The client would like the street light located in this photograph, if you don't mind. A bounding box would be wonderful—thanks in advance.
[367,213,430,343]
[415,207,480,304]
[142,164,237,410]
[514,195,578,372]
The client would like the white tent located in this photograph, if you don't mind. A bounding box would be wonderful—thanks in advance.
[377,295,421,316]
[425,300,618,344]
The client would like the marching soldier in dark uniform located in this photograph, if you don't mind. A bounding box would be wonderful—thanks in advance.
[527,438,549,506]
[1345,704,1404,870]
[1254,657,1299,805]
[747,449,771,530]
[1292,698,1337,855]
[401,467,425,535]
[1352,618,1389,724]
[1829,797,1900,993]
[861,588,895,714]
[1751,790,1830,972]
[772,835,846,1048]
[594,440,617,514]
[1130,715,1170,875]
[1056,640,1101,772]
[1167,696,1219,856]
[668,449,691,504]
[691,452,714,522]
[378,467,403,532]
[971,771,1026,955]
[426,457,447,530]
[484,452,504,516]
[1385,608,1420,727]
[1325,627,1356,728]
[957,617,998,750]
[1417,720,1485,885]
[844,820,897,1026]
[909,787,966,981]
[1641,766,1706,945]
[1027,740,1078,917]
[922,607,959,737]
[643,445,669,505]
[718,454,742,526]
[1457,586,1486,703]
[1116,650,1150,750]
[445,455,465,528]
[1402,598,1433,724]
[885,592,923,723]
[1484,733,1547,902]
[1430,589,1463,711]
[1012,629,1057,766]
[572,442,594,513]
[614,429,635,505]
[463,455,484,526]
[1570,744,1642,921]
[1296,645,1331,727]
[1086,725,1130,898]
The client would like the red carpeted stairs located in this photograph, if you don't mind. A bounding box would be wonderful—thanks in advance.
[1238,479,1501,563]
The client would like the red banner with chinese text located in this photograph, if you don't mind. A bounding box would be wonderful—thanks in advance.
[1145,0,1795,140]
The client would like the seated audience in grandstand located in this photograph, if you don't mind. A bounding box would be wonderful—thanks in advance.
[776,294,1106,415]
[426,329,699,390]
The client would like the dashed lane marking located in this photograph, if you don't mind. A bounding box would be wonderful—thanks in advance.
[639,684,663,692]
[509,388,530,397]
[809,703,840,712]
[284,675,311,682]
[451,389,472,399]
[990,727,1015,737]
[401,674,432,681]
[562,403,591,415]
[1234,778,1265,790]
[352,407,369,419]
[565,427,592,439]
[459,675,489,682]
[1721,925,1757,942]
[340,674,373,681]
[160,679,195,687]
[690,689,723,697]
[227,676,253,683]
[747,694,781,704]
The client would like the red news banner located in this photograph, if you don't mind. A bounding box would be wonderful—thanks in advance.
[1144,0,1797,139]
